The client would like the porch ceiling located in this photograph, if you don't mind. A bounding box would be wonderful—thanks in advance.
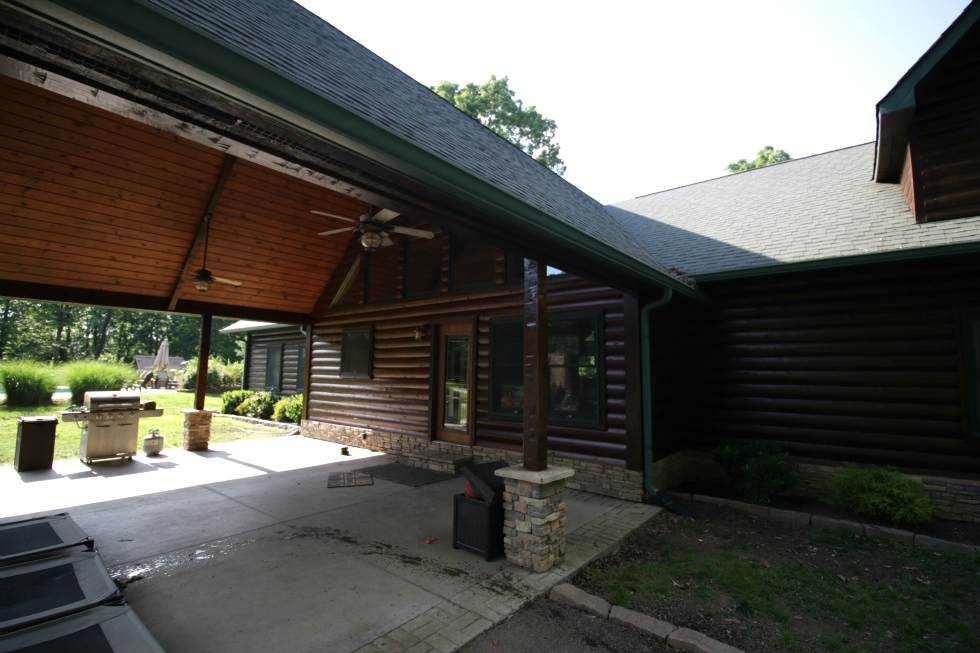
[0,65,376,321]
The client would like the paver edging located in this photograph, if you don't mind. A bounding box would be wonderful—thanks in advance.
[549,584,745,653]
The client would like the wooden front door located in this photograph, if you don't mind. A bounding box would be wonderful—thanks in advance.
[435,323,474,444]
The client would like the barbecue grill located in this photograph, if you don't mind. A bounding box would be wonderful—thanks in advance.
[59,392,164,463]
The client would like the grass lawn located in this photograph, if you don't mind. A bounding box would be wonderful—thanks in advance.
[576,501,980,653]
[0,391,293,465]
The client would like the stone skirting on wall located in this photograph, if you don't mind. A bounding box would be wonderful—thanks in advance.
[652,449,980,523]
[301,420,644,502]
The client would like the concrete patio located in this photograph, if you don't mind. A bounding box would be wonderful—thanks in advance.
[0,435,660,653]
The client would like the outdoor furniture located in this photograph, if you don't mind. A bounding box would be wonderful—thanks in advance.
[0,514,93,566]
[453,461,508,561]
[0,604,166,653]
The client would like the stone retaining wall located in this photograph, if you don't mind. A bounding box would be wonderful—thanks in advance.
[301,420,644,501]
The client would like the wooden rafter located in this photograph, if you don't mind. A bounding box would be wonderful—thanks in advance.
[168,155,237,310]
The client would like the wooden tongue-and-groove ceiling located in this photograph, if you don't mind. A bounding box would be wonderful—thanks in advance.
[0,70,374,321]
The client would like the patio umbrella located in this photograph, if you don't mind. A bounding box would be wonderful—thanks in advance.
[151,339,170,373]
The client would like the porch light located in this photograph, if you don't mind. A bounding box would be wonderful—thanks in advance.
[359,230,384,251]
[414,324,426,340]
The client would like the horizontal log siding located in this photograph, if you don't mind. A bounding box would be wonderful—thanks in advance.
[245,328,306,394]
[307,262,638,466]
[651,252,980,475]
[908,18,980,223]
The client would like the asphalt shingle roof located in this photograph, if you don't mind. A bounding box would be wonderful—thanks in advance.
[607,143,980,278]
[143,0,673,279]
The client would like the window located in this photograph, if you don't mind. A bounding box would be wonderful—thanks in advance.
[964,308,980,439]
[404,233,442,298]
[365,247,399,303]
[450,235,496,290]
[489,314,602,425]
[296,344,306,393]
[340,328,372,379]
[504,252,524,285]
[265,345,282,390]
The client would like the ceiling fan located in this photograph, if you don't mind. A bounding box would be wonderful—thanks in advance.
[312,207,434,251]
[193,214,242,292]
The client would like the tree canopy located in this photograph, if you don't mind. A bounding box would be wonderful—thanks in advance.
[432,75,566,176]
[726,146,792,173]
[0,299,243,365]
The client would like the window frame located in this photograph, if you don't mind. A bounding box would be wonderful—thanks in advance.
[340,327,373,379]
[488,312,604,426]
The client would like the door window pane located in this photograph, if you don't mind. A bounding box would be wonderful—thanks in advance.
[442,334,469,430]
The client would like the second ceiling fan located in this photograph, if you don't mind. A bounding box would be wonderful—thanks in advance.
[313,207,434,251]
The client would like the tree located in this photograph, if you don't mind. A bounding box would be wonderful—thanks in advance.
[432,75,566,175]
[726,146,791,173]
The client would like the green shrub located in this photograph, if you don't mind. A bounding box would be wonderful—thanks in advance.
[271,394,303,423]
[235,391,278,421]
[182,357,242,390]
[712,442,799,506]
[829,464,934,526]
[0,361,57,406]
[220,389,256,414]
[63,360,137,406]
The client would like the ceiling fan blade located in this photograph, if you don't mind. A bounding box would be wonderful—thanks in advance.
[380,233,396,247]
[372,208,400,224]
[388,225,434,239]
[311,210,358,223]
[318,227,357,236]
[212,275,243,287]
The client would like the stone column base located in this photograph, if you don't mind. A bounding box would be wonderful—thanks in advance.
[181,409,214,451]
[496,465,575,573]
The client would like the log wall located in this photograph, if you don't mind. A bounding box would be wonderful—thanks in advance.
[650,252,980,476]
[306,241,641,468]
[245,327,306,395]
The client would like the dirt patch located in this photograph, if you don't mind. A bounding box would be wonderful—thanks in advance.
[573,500,980,653]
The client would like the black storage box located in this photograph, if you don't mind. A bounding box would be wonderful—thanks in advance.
[14,416,57,473]
[453,461,508,561]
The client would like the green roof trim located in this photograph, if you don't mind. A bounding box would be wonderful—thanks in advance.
[39,0,702,299]
[693,241,980,283]
[877,1,980,116]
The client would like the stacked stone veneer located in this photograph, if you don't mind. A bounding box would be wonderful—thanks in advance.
[181,409,213,451]
[655,449,980,523]
[497,466,574,572]
[301,420,644,501]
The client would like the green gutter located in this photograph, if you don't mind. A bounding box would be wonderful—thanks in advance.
[693,240,980,283]
[31,0,702,300]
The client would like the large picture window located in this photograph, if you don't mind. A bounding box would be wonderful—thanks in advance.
[340,328,372,379]
[489,314,602,425]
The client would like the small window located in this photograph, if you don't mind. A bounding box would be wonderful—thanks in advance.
[963,308,980,439]
[365,247,399,303]
[450,235,496,290]
[404,233,442,298]
[265,345,282,390]
[489,314,602,425]
[504,252,524,285]
[341,328,372,379]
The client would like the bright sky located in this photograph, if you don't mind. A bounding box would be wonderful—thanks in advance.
[296,0,969,205]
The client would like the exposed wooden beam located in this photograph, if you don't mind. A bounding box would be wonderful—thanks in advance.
[522,258,549,471]
[168,154,237,310]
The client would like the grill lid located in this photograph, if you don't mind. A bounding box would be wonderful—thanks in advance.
[84,391,141,411]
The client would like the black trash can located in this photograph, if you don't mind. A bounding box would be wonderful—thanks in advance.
[14,416,58,472]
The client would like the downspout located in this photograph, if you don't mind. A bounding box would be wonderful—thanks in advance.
[640,288,692,515]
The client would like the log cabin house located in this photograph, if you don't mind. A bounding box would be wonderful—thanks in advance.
[220,321,306,395]
[0,0,977,521]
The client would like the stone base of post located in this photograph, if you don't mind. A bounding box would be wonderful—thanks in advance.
[495,465,575,573]
[181,409,214,451]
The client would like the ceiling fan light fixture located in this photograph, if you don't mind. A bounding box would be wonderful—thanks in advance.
[193,270,212,292]
[359,230,384,251]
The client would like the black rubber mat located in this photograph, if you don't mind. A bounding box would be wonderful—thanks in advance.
[362,463,456,487]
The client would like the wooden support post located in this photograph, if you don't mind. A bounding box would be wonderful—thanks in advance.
[523,258,548,471]
[195,313,213,411]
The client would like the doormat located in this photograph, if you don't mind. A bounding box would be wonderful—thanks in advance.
[361,463,456,487]
[327,472,374,488]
